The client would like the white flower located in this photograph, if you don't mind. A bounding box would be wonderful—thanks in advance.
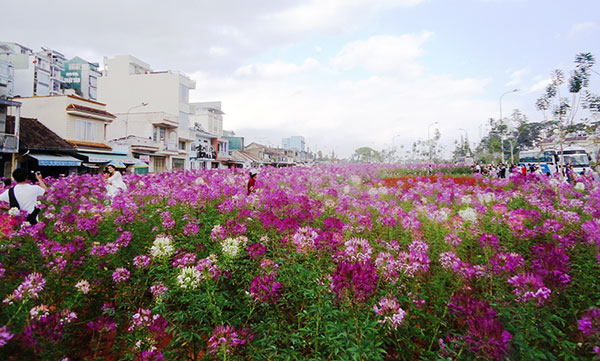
[194,177,206,185]
[574,182,585,191]
[478,192,495,204]
[221,237,241,258]
[461,195,472,204]
[150,235,174,258]
[75,280,90,294]
[349,175,362,185]
[177,266,201,289]
[8,207,19,216]
[458,208,477,223]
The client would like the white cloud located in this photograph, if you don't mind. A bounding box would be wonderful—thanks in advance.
[234,58,320,78]
[190,49,491,157]
[526,78,550,94]
[262,0,424,34]
[569,21,599,38]
[505,68,529,87]
[208,46,229,56]
[330,33,432,76]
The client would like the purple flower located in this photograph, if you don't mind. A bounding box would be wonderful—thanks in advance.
[249,273,282,304]
[133,255,152,268]
[150,284,168,299]
[448,292,511,360]
[207,325,253,354]
[0,326,14,347]
[247,243,267,259]
[3,272,46,304]
[183,222,199,236]
[112,267,130,283]
[331,261,378,302]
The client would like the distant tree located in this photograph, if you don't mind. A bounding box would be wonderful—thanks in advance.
[351,147,382,163]
[535,52,599,167]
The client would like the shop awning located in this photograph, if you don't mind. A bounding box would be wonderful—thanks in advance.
[30,154,82,167]
[77,152,138,164]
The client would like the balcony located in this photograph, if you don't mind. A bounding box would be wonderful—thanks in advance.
[0,133,18,153]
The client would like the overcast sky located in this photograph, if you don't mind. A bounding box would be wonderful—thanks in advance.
[3,0,600,157]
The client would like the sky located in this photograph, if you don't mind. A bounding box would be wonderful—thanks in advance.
[3,0,600,158]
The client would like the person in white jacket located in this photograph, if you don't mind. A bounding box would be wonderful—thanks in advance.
[105,165,127,197]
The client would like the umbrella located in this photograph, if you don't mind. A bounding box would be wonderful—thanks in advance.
[131,160,149,168]
[107,160,126,168]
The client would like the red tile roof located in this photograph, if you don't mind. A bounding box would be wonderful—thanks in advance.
[6,116,76,151]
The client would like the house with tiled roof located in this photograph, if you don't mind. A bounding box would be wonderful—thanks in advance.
[9,94,136,171]
[5,116,81,177]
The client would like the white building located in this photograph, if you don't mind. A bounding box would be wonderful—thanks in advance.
[190,101,229,167]
[62,57,101,101]
[189,123,218,169]
[0,42,66,97]
[0,58,14,98]
[7,94,137,171]
[98,55,196,171]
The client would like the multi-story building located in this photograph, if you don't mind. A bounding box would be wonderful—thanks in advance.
[0,42,66,97]
[282,135,306,152]
[62,57,101,101]
[0,58,14,98]
[189,101,229,167]
[0,97,21,177]
[189,123,218,170]
[98,55,196,172]
[39,47,66,95]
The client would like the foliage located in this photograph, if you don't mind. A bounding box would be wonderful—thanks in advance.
[1,165,600,360]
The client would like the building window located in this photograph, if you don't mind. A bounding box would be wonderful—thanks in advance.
[173,158,185,169]
[178,141,186,150]
[153,126,167,142]
[76,119,96,141]
[154,157,166,173]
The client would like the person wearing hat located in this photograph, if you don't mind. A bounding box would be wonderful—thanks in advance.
[247,169,258,195]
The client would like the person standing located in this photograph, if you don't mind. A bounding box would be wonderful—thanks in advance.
[105,164,127,197]
[0,168,47,224]
[247,169,258,195]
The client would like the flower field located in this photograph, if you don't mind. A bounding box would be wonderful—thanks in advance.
[1,165,600,360]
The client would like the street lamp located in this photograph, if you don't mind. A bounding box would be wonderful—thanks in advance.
[499,89,519,163]
[125,102,149,137]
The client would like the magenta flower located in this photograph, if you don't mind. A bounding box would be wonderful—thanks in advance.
[331,261,378,302]
[133,255,152,268]
[207,325,253,354]
[3,272,46,304]
[112,267,130,283]
[249,273,282,304]
[150,284,168,299]
[183,222,199,236]
[373,296,406,330]
[0,326,14,347]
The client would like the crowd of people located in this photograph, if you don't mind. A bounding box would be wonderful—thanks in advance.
[471,162,598,182]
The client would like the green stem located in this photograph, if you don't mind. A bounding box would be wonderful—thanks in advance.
[353,305,363,361]
[428,307,447,352]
